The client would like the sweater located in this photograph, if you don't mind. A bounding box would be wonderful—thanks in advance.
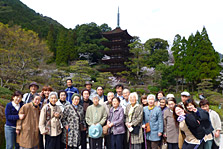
[5,102,24,127]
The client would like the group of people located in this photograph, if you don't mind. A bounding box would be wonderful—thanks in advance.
[4,79,222,149]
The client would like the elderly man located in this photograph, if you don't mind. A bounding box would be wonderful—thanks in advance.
[120,88,130,113]
[22,82,39,104]
[85,96,107,149]
[96,86,107,104]
[84,81,96,101]
[178,91,190,109]
[115,84,124,100]
[142,94,163,149]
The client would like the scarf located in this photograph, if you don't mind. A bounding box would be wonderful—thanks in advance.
[128,104,139,122]
[148,105,155,110]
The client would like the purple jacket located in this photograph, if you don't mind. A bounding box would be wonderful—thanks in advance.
[108,106,125,135]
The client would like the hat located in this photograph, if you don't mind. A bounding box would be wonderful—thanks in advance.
[71,93,81,100]
[48,92,58,99]
[181,91,190,97]
[29,82,39,89]
[88,124,102,139]
[84,81,92,86]
[166,94,175,98]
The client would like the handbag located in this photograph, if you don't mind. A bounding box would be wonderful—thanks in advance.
[131,125,140,135]
[102,124,109,135]
[72,105,86,131]
[145,122,151,133]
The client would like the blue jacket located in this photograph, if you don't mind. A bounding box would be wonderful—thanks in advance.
[65,86,79,104]
[5,102,24,127]
[143,106,163,141]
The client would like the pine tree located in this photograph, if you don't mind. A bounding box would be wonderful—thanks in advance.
[56,30,68,66]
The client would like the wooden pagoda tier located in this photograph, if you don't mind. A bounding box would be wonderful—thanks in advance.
[99,27,133,74]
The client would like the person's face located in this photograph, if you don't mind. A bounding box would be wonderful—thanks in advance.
[168,101,176,110]
[83,91,89,101]
[13,95,22,104]
[123,91,130,100]
[160,100,166,109]
[33,96,41,106]
[93,97,99,106]
[44,90,51,98]
[60,92,66,101]
[85,84,92,90]
[157,93,164,100]
[148,97,155,106]
[112,98,120,108]
[181,96,189,103]
[30,85,37,93]
[49,94,58,105]
[201,104,209,112]
[116,87,123,96]
[72,96,80,106]
[186,103,195,112]
[175,107,185,116]
[97,88,103,96]
[107,93,114,103]
[129,95,137,105]
[141,98,148,106]
[67,80,72,87]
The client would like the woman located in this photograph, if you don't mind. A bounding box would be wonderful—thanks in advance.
[125,92,143,149]
[61,93,86,149]
[40,86,53,108]
[5,91,24,149]
[140,95,148,107]
[155,91,165,106]
[142,94,163,149]
[39,92,62,149]
[56,90,70,112]
[173,105,204,149]
[107,97,125,149]
[16,95,41,149]
[163,97,179,149]
[184,99,213,149]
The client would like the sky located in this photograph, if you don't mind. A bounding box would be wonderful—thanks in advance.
[20,0,223,54]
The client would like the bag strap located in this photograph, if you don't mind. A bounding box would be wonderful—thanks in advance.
[25,93,30,104]
[71,105,81,122]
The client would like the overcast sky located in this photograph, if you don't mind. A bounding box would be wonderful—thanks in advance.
[20,0,223,54]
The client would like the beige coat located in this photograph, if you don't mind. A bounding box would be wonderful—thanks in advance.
[16,102,40,148]
[39,103,62,136]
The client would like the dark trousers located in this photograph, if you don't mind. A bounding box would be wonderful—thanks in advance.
[167,143,178,149]
[45,134,61,149]
[89,137,103,149]
[39,132,44,149]
[110,133,124,149]
[105,134,111,149]
[81,130,87,149]
[146,140,159,149]
[182,141,197,149]
[212,141,219,149]
[124,129,128,149]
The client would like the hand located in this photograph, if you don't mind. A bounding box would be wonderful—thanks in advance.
[126,123,132,128]
[19,114,25,120]
[107,121,111,125]
[163,134,167,137]
[65,125,69,130]
[16,130,20,135]
[215,130,220,138]
[142,124,145,129]
[109,123,114,127]
[193,108,197,112]
[54,112,60,118]
[158,132,162,137]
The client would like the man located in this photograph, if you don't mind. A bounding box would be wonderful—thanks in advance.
[65,79,79,104]
[178,91,190,109]
[85,96,107,149]
[199,100,221,149]
[96,86,107,104]
[84,81,96,101]
[120,88,130,112]
[114,84,124,100]
[22,82,39,104]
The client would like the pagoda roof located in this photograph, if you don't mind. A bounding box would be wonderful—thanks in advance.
[102,58,126,64]
[103,49,131,55]
[98,67,126,73]
[102,27,133,40]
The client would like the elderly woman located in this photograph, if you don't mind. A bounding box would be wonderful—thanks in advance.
[39,92,62,149]
[56,90,70,112]
[107,97,125,149]
[142,94,163,149]
[61,93,86,149]
[16,95,41,149]
[5,91,24,149]
[125,92,143,149]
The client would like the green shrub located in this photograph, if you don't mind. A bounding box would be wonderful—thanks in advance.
[136,88,145,95]
[209,105,223,120]
[0,87,13,100]
[147,85,159,94]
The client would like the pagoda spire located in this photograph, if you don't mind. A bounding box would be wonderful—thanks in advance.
[117,7,120,28]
